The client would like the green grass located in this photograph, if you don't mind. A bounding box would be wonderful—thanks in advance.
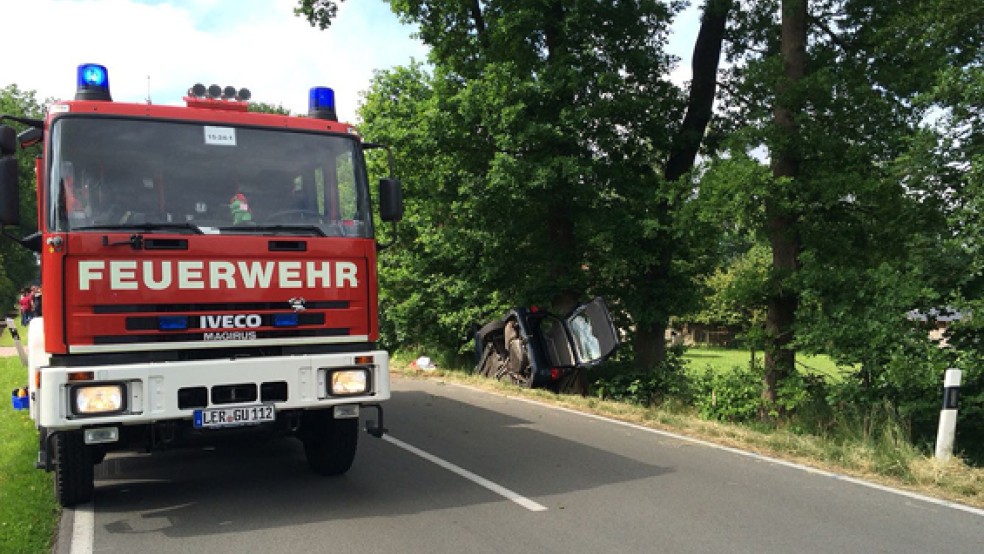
[1,357,58,554]
[683,346,852,381]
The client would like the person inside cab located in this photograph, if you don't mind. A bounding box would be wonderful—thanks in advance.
[120,177,169,224]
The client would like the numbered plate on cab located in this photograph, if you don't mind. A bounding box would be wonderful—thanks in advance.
[194,404,275,429]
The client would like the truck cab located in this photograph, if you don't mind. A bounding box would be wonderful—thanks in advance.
[0,64,403,506]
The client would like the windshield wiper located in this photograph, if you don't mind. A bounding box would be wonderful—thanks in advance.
[74,223,205,235]
[215,225,327,237]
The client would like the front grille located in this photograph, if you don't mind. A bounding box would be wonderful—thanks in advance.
[211,383,257,405]
[93,328,349,345]
[125,312,326,331]
[178,387,208,409]
[73,296,366,352]
[261,382,288,402]
[179,382,289,410]
[95,301,348,314]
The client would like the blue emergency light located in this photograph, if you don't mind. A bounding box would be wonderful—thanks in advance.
[157,316,189,331]
[75,63,112,102]
[273,313,299,327]
[308,87,338,121]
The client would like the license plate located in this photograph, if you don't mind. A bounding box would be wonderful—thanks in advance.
[194,404,275,429]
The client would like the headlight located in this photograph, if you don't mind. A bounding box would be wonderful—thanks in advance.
[71,384,125,415]
[330,370,369,396]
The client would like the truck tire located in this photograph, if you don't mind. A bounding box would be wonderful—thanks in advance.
[53,432,94,507]
[302,412,358,476]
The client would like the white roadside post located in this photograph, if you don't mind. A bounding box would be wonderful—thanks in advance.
[934,368,962,461]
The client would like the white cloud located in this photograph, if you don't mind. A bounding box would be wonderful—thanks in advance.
[7,1,700,120]
[4,0,428,123]
[667,2,701,87]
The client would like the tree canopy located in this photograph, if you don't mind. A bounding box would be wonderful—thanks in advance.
[295,2,983,384]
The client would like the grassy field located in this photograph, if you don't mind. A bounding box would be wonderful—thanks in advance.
[0,357,58,554]
[683,346,852,380]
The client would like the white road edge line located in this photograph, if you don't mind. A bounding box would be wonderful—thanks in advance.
[446,381,984,518]
[382,434,548,512]
[70,434,545,553]
[70,503,94,554]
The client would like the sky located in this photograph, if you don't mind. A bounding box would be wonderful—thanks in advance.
[5,0,699,124]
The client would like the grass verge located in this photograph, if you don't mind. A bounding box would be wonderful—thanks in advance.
[395,356,984,511]
[0,357,58,554]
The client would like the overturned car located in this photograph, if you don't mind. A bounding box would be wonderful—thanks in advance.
[473,297,620,394]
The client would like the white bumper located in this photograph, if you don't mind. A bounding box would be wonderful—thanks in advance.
[36,350,389,430]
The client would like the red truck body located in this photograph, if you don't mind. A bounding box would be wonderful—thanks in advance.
[0,64,402,507]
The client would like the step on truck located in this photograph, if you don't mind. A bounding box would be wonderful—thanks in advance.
[0,64,403,506]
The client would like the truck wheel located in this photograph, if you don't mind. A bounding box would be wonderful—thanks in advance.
[302,412,358,476]
[53,432,94,507]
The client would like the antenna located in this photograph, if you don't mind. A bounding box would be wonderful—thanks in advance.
[146,75,152,104]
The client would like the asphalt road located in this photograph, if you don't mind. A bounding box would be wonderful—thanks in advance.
[59,376,984,553]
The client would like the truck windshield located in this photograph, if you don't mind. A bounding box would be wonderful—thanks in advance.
[47,116,374,237]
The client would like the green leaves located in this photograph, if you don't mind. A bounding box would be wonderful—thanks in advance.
[353,1,687,357]
[294,0,344,30]
[0,84,44,302]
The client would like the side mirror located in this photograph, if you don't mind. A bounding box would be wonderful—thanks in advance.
[0,126,20,226]
[0,125,16,156]
[0,157,21,226]
[17,127,42,148]
[379,178,403,222]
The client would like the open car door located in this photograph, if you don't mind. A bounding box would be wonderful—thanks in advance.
[564,296,619,368]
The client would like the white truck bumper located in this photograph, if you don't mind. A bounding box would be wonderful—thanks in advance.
[35,350,389,430]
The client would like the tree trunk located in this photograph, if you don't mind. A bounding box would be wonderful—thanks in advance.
[763,0,807,409]
[664,0,732,182]
[542,1,581,315]
[635,325,668,370]
[469,0,488,48]
[635,0,732,371]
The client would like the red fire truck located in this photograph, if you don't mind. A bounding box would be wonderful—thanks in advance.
[0,64,403,507]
